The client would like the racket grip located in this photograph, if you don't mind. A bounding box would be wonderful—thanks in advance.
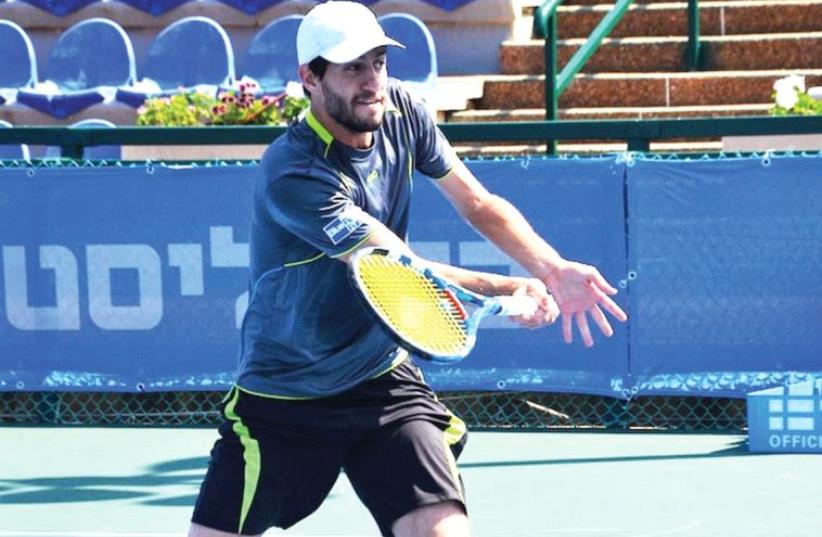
[495,295,539,317]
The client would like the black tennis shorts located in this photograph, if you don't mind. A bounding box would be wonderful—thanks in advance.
[191,358,468,536]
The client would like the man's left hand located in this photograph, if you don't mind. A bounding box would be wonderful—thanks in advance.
[544,260,628,347]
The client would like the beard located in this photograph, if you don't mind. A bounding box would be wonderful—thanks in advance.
[321,80,385,133]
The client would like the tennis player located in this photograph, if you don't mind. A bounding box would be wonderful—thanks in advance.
[189,2,627,536]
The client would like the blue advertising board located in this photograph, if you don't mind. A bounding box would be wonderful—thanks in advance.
[2,153,821,396]
[626,154,822,397]
[0,165,253,390]
[408,157,629,395]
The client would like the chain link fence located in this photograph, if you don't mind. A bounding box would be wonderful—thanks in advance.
[0,391,748,431]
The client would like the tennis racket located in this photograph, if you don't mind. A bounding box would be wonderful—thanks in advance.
[348,247,539,364]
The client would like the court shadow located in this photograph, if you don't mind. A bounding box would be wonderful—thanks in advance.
[460,438,761,469]
[1,488,146,503]
[0,454,353,507]
[143,494,199,507]
[146,456,209,473]
[0,455,208,506]
[141,491,343,507]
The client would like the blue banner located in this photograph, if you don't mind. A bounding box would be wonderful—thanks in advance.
[626,153,822,396]
[409,157,629,395]
[0,165,253,391]
[1,154,821,396]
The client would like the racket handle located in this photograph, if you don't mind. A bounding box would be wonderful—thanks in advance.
[495,295,539,317]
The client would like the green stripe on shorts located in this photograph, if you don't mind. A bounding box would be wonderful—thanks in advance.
[442,413,466,503]
[224,388,261,534]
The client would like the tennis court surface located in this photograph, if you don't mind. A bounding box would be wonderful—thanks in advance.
[1,427,820,537]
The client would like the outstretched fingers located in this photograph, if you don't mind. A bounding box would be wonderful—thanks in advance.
[601,293,628,322]
[575,310,593,348]
[592,286,628,322]
[565,305,614,348]
[588,268,618,295]
[562,312,573,344]
[589,303,613,338]
[587,278,628,322]
[554,264,628,346]
[562,307,612,347]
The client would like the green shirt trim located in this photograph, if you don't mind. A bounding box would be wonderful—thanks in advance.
[283,251,326,268]
[306,109,334,157]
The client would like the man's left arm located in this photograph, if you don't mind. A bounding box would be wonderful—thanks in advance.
[433,159,628,347]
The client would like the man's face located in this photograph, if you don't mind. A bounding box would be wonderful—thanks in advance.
[319,47,388,133]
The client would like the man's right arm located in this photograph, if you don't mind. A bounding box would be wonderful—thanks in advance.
[432,159,628,347]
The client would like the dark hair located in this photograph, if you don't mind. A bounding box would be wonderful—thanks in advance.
[303,56,330,99]
[309,56,330,78]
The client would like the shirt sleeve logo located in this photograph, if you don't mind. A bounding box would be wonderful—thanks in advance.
[323,214,363,245]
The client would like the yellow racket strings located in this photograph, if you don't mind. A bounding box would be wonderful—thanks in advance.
[357,255,468,356]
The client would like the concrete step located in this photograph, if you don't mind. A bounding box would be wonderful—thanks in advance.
[449,103,772,122]
[518,1,822,39]
[478,69,822,108]
[433,76,488,115]
[501,32,822,74]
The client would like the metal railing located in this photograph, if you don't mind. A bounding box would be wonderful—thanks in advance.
[533,0,704,151]
[440,116,822,152]
[533,0,636,152]
[1,115,820,156]
[687,0,702,71]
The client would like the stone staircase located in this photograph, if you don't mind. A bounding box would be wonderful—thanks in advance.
[447,0,822,155]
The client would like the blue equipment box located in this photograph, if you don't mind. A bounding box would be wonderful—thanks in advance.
[747,379,822,453]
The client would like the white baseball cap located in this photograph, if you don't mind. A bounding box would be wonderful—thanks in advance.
[297,1,405,65]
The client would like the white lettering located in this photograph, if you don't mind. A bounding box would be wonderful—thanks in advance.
[168,243,203,296]
[210,226,248,268]
[768,434,822,449]
[2,238,516,332]
[210,226,249,327]
[87,244,163,330]
[3,245,80,330]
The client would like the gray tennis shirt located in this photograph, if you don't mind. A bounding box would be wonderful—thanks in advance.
[236,79,457,398]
